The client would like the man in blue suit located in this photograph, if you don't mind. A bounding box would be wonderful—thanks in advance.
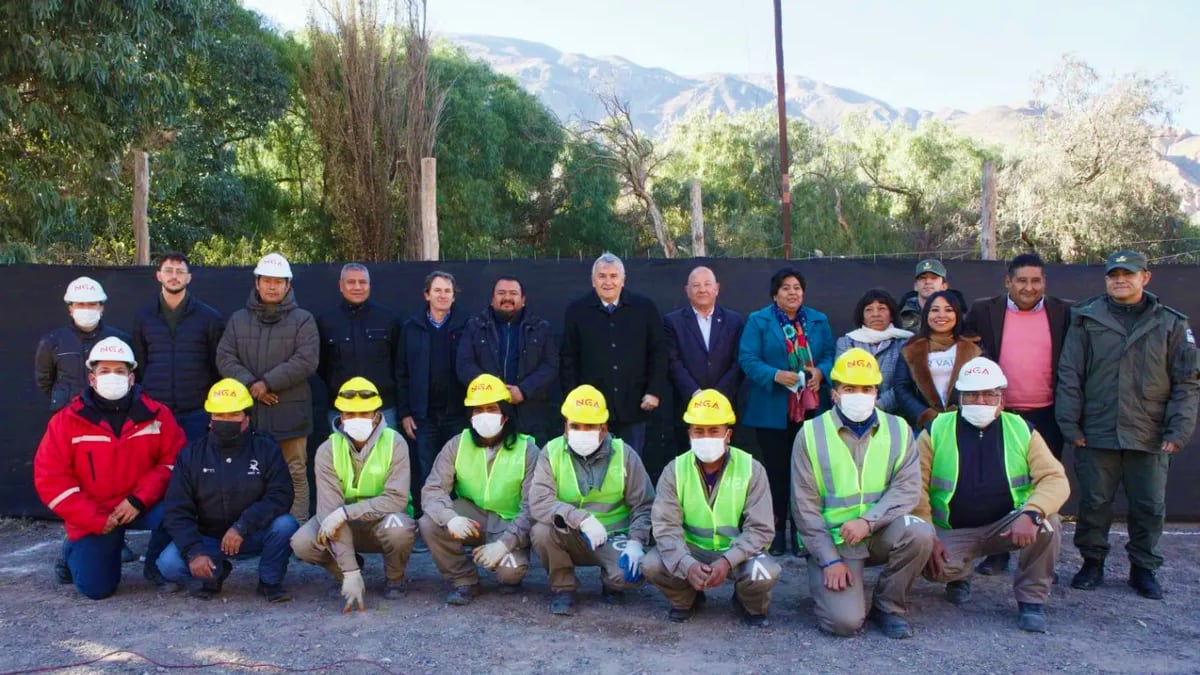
[663,266,745,451]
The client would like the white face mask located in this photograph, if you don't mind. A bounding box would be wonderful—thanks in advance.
[72,308,102,330]
[471,412,504,438]
[690,437,727,463]
[342,417,375,443]
[961,405,999,429]
[567,429,602,457]
[94,373,131,401]
[837,393,877,422]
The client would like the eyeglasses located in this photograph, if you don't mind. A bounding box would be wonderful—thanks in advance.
[338,390,379,400]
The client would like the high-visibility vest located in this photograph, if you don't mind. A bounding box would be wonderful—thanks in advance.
[546,436,631,534]
[332,428,396,503]
[803,410,911,545]
[453,432,532,521]
[928,411,1033,530]
[675,447,752,552]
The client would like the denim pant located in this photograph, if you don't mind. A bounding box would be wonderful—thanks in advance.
[174,409,212,444]
[156,514,299,587]
[65,502,170,600]
[409,413,466,516]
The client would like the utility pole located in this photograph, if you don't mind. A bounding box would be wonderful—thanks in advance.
[773,0,791,258]
[980,161,997,260]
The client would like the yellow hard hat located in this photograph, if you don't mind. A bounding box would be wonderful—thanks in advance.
[335,376,382,413]
[205,378,253,414]
[683,389,736,425]
[464,374,512,407]
[830,348,883,386]
[560,384,609,424]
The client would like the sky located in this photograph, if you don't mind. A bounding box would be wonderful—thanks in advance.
[241,0,1200,129]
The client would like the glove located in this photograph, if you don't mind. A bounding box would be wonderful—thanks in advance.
[618,539,645,582]
[579,515,608,550]
[447,516,481,541]
[341,569,365,613]
[317,507,349,546]
[472,540,509,570]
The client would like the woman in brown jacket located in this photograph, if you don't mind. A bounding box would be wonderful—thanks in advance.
[893,291,982,430]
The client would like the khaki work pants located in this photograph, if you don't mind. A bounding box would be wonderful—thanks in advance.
[642,547,781,616]
[529,522,644,593]
[291,514,416,583]
[806,516,936,636]
[278,437,310,524]
[418,499,529,588]
[925,509,1061,604]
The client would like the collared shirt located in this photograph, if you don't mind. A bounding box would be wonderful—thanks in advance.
[427,311,448,328]
[1005,296,1045,313]
[692,306,713,349]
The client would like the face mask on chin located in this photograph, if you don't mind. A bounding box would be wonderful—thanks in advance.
[567,429,602,457]
[961,405,999,429]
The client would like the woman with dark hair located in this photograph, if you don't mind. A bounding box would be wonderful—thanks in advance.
[893,290,981,430]
[418,375,540,605]
[738,267,835,555]
[835,289,912,413]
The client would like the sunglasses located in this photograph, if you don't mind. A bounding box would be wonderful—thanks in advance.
[338,390,379,400]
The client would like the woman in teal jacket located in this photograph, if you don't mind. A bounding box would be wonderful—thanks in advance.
[738,267,834,555]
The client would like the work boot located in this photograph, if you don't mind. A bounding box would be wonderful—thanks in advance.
[190,561,232,600]
[1128,566,1163,600]
[54,557,72,585]
[668,590,707,622]
[550,591,575,616]
[601,584,625,605]
[120,542,138,564]
[945,579,972,606]
[769,522,787,557]
[256,581,292,603]
[144,566,181,594]
[975,552,1011,576]
[731,593,769,628]
[446,584,480,606]
[868,607,913,639]
[383,581,407,600]
[1017,602,1047,633]
[1070,558,1104,590]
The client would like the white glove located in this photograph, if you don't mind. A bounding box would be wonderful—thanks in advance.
[447,516,481,541]
[579,515,608,550]
[317,507,348,546]
[618,539,645,581]
[472,540,509,570]
[341,569,365,613]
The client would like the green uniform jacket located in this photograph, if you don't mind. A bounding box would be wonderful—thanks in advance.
[1055,292,1200,452]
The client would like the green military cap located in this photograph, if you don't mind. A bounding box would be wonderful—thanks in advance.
[1105,250,1148,273]
[914,258,947,278]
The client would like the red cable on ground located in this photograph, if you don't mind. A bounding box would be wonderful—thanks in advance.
[0,650,402,675]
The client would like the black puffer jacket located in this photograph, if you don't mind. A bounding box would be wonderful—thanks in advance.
[316,299,400,406]
[34,322,131,411]
[131,294,225,414]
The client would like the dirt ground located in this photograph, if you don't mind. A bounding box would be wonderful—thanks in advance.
[0,518,1197,675]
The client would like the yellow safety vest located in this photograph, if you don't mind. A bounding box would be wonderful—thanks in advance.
[332,428,395,503]
[675,447,752,552]
[453,432,532,521]
[928,411,1033,530]
[545,436,630,534]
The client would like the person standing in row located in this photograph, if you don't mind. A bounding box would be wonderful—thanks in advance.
[893,291,981,431]
[834,289,912,414]
[898,259,950,333]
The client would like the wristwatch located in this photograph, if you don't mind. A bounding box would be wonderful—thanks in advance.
[1022,510,1043,526]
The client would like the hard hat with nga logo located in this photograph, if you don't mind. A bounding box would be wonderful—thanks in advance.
[956,357,1008,391]
[205,378,253,414]
[683,389,736,425]
[464,374,512,407]
[830,348,882,386]
[85,337,137,369]
[253,252,293,279]
[335,376,382,412]
[560,384,609,424]
[63,276,107,303]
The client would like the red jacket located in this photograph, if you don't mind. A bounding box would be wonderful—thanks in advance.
[34,389,185,541]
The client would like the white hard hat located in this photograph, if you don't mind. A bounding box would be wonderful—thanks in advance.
[253,253,293,279]
[63,276,107,303]
[86,337,137,370]
[957,357,1007,391]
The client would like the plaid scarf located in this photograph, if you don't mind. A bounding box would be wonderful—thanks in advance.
[774,304,813,423]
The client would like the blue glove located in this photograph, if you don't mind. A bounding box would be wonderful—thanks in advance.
[617,539,644,582]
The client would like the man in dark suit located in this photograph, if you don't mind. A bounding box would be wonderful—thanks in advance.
[964,252,1071,575]
[663,266,745,451]
[560,252,667,455]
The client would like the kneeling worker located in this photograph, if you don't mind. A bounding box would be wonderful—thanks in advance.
[291,377,415,611]
[792,348,935,639]
[916,357,1068,633]
[158,379,299,602]
[643,390,779,627]
[528,385,655,615]
[419,375,540,605]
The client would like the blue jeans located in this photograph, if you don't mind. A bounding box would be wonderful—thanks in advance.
[157,514,299,586]
[174,409,212,444]
[66,502,170,600]
[327,407,398,433]
[409,413,466,516]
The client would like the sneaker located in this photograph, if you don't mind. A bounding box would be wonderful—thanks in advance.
[1128,566,1163,600]
[446,584,480,606]
[731,593,770,628]
[120,542,138,564]
[54,558,72,585]
[550,591,575,615]
[869,607,913,639]
[1070,558,1105,590]
[601,585,625,605]
[383,581,407,600]
[945,579,972,606]
[975,552,1011,576]
[257,581,292,603]
[1017,602,1047,633]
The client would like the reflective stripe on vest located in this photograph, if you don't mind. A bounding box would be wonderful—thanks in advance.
[675,447,752,552]
[803,410,910,545]
[928,411,1033,530]
[332,428,396,503]
[546,437,630,534]
[453,432,531,521]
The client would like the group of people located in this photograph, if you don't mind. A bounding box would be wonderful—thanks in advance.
[30,248,1196,638]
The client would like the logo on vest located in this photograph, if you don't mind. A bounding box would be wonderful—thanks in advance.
[247,459,260,476]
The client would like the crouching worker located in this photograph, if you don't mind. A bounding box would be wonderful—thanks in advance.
[643,390,780,627]
[419,375,540,605]
[157,379,298,602]
[291,377,415,611]
[528,385,655,615]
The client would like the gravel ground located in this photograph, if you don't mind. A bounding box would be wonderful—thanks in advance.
[0,518,1197,675]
